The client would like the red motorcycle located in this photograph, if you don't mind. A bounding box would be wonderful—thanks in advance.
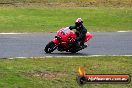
[44,27,92,53]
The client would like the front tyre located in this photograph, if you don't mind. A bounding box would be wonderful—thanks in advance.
[44,42,57,53]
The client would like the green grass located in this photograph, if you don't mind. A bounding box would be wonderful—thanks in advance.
[0,7,131,32]
[0,56,132,88]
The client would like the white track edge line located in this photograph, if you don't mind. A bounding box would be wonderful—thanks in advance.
[0,31,131,35]
[5,55,132,59]
[117,31,130,32]
[0,33,28,35]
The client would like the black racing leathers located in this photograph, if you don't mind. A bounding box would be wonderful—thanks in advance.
[69,25,87,46]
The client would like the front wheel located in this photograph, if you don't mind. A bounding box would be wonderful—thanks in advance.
[44,42,57,53]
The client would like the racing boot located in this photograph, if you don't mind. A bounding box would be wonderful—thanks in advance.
[82,45,87,48]
[79,42,87,49]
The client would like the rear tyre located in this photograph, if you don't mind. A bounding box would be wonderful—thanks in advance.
[70,49,77,53]
[44,42,57,53]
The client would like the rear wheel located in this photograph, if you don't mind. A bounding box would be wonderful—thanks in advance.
[70,49,77,53]
[70,50,77,53]
[44,42,57,53]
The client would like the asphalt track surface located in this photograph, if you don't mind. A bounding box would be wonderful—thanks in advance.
[0,32,132,58]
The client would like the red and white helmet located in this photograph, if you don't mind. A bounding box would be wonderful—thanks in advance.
[75,18,83,23]
[75,18,83,26]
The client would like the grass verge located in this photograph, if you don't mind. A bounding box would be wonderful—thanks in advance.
[0,7,131,32]
[0,56,132,88]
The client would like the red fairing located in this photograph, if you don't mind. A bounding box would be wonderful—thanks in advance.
[67,31,77,39]
[53,28,92,45]
[56,28,77,43]
[84,32,92,42]
[52,39,59,45]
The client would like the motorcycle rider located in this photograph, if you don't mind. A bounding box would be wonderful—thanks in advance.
[69,18,87,49]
